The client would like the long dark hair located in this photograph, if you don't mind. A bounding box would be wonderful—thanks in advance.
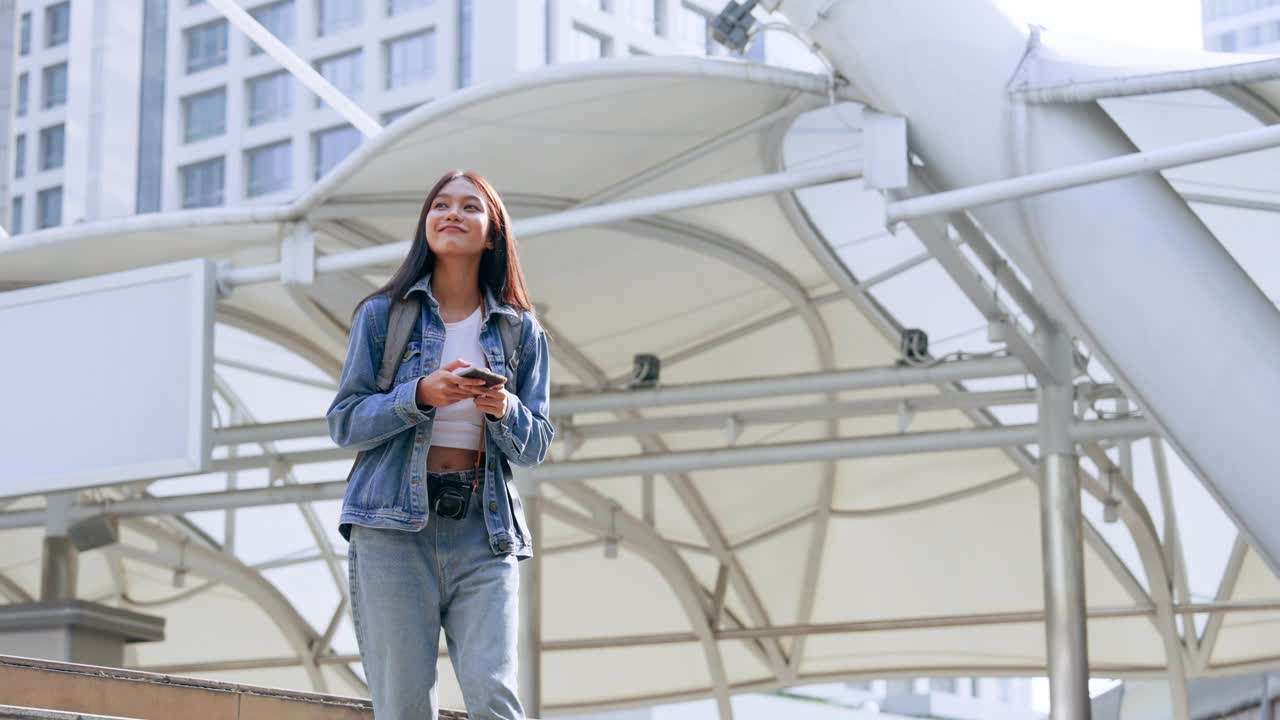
[353,170,534,319]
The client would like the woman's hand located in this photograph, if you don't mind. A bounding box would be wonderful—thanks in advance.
[415,359,488,408]
[472,381,509,420]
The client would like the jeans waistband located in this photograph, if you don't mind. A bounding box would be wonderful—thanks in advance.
[426,468,480,483]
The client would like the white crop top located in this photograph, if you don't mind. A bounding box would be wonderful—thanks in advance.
[432,305,487,451]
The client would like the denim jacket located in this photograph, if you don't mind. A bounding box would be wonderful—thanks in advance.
[326,273,554,559]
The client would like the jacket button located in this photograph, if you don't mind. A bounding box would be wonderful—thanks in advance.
[489,501,498,512]
[498,541,510,551]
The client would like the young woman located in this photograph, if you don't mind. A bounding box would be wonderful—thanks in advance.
[326,170,554,720]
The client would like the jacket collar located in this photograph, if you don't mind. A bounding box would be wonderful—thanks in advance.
[402,272,519,325]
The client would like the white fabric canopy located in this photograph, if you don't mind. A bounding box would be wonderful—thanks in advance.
[1,55,1277,713]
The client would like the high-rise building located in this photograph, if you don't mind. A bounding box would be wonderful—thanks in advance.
[6,1,145,234]
[1202,0,1280,51]
[4,0,761,234]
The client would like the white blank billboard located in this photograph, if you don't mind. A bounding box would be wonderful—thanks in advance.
[0,259,215,498]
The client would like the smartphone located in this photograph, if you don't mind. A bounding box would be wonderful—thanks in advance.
[453,365,506,387]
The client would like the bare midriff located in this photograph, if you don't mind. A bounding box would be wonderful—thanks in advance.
[426,445,484,472]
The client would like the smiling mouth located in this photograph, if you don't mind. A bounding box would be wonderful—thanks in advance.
[439,226,465,233]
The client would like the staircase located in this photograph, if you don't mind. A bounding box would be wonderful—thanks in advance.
[0,655,469,719]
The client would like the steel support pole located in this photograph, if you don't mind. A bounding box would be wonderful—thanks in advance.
[1263,672,1274,720]
[40,493,78,601]
[515,467,542,716]
[1038,331,1091,720]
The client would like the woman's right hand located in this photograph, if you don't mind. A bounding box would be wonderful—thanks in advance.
[415,359,487,408]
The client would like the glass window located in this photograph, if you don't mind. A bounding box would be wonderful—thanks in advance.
[249,0,294,55]
[45,2,70,48]
[14,135,26,179]
[1246,23,1265,47]
[457,0,472,88]
[620,0,660,35]
[317,0,362,36]
[245,140,291,197]
[381,103,421,124]
[42,63,68,109]
[181,157,225,208]
[312,124,360,179]
[387,0,432,15]
[570,24,609,60]
[186,20,228,73]
[314,49,362,108]
[39,124,65,171]
[10,196,23,235]
[16,73,28,117]
[37,187,62,229]
[385,30,436,89]
[676,2,714,54]
[183,87,227,142]
[19,12,31,55]
[247,70,292,126]
[1218,31,1239,51]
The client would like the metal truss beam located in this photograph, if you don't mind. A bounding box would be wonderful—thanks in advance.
[223,164,863,287]
[886,115,1280,223]
[0,417,1158,531]
[215,385,1114,448]
[205,0,380,136]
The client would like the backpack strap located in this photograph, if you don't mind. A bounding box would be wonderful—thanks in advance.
[377,296,421,392]
[497,314,525,396]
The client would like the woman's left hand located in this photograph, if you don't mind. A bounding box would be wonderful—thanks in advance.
[472,381,509,420]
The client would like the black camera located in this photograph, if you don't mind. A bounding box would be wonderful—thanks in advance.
[430,476,473,519]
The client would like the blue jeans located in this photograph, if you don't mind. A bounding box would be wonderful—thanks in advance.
[349,469,524,720]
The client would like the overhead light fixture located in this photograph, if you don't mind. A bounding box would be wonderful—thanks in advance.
[712,0,760,53]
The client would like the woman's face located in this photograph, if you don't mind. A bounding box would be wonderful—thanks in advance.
[425,177,491,258]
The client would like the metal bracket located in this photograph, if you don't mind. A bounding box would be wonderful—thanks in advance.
[280,223,316,287]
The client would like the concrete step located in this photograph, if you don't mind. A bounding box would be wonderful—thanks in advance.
[0,655,471,720]
[0,705,140,720]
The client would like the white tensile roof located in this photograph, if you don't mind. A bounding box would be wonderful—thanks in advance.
[1,55,1278,714]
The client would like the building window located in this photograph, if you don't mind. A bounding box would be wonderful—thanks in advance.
[186,20,228,73]
[16,73,28,116]
[37,187,62,229]
[1204,0,1280,22]
[247,70,292,126]
[385,30,436,89]
[381,103,422,124]
[312,124,360,179]
[570,24,609,60]
[387,0,432,15]
[1216,31,1239,51]
[42,63,68,109]
[314,49,362,108]
[245,140,291,197]
[181,157,225,208]
[19,12,31,55]
[10,196,23,235]
[316,0,362,36]
[457,0,472,88]
[676,2,715,54]
[14,135,26,179]
[249,0,295,55]
[39,124,65,171]
[45,2,70,48]
[183,87,226,142]
[620,0,661,35]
